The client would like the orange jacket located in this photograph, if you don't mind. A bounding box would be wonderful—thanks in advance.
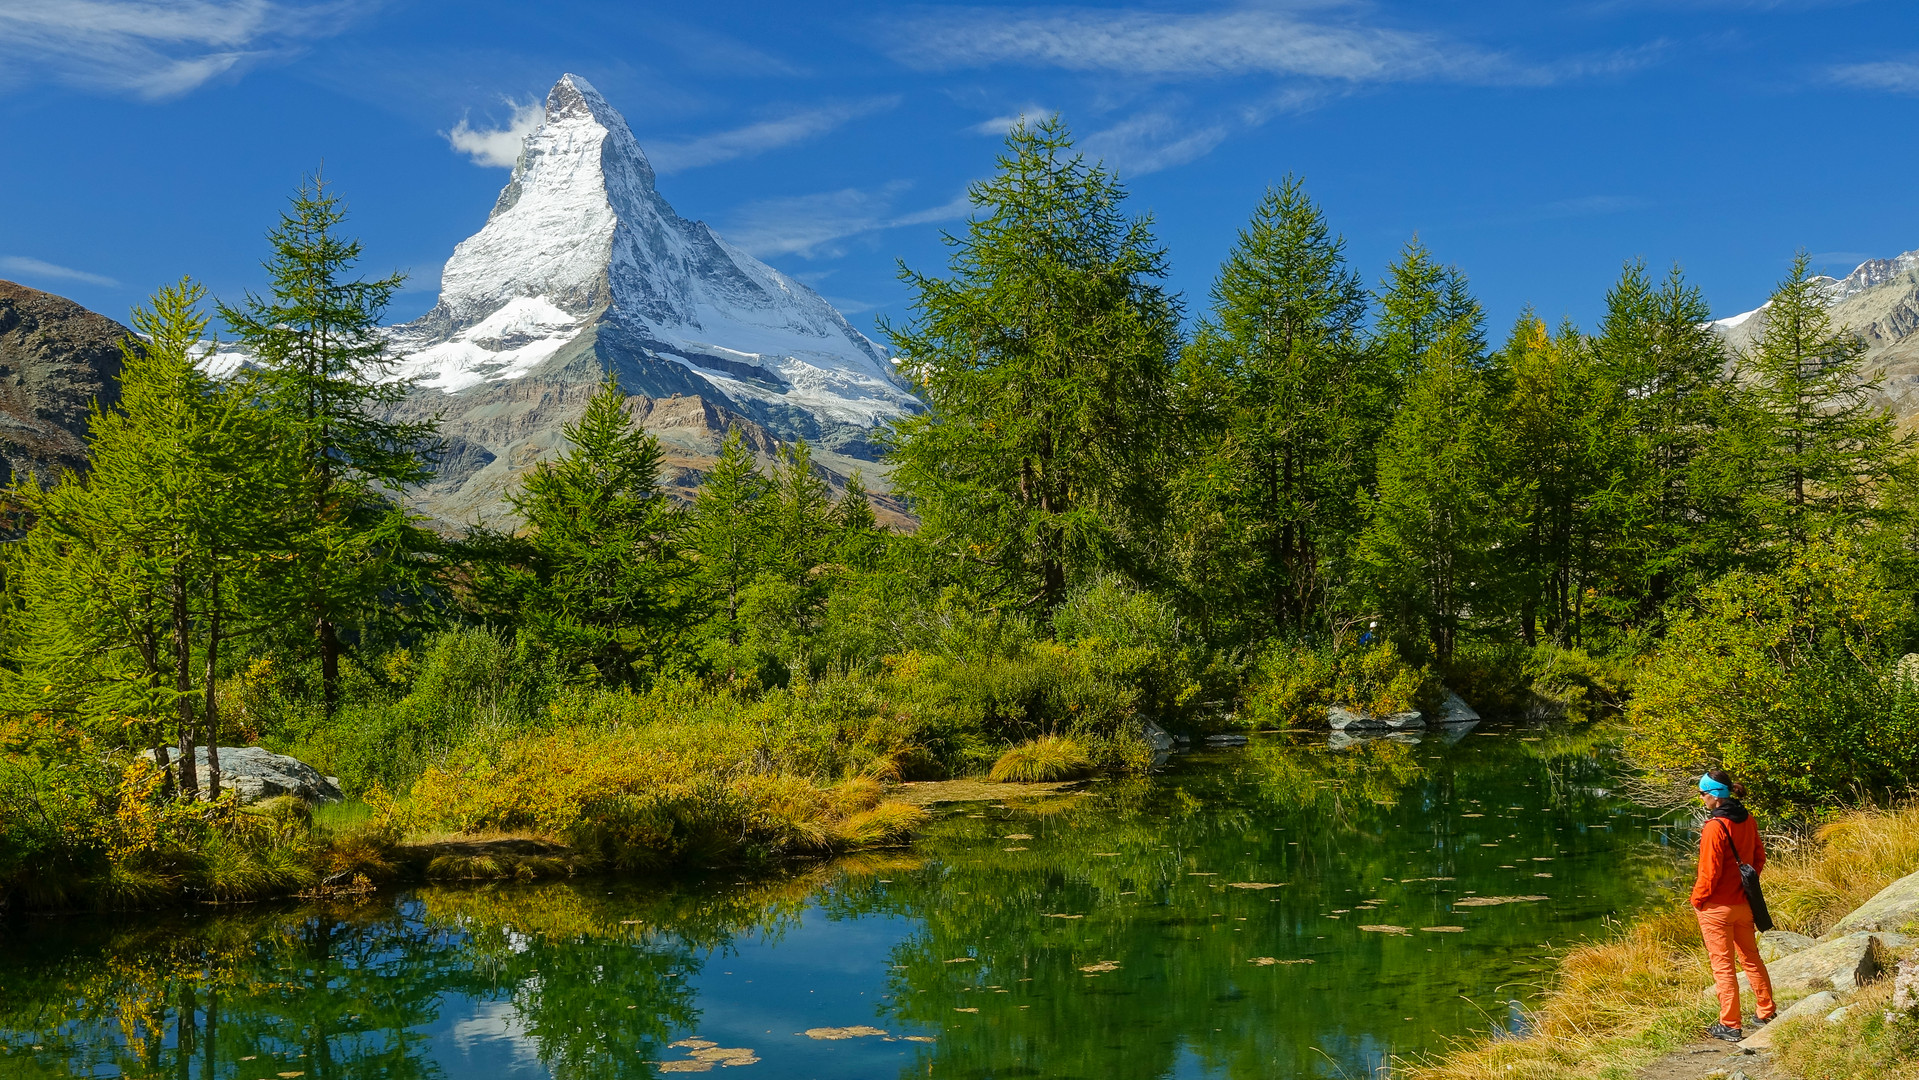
[1692,813,1766,909]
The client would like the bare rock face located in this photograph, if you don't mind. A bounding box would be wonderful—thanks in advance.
[1827,867,1919,936]
[1712,251,1919,422]
[0,281,131,487]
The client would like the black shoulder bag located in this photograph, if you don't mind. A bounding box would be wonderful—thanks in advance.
[1718,819,1773,932]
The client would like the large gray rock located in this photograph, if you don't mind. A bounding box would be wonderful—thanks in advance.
[1737,990,1839,1050]
[1754,932,1887,993]
[1436,689,1480,725]
[1826,867,1919,936]
[140,746,343,805]
[1759,929,1818,963]
[1327,706,1424,731]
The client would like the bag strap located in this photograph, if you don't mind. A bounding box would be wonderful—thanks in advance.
[1716,818,1747,869]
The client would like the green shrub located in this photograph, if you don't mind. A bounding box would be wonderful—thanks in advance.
[1442,642,1633,721]
[1053,575,1240,731]
[1240,641,1441,728]
[1628,538,1919,811]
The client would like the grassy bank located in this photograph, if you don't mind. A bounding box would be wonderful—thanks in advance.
[1401,802,1919,1080]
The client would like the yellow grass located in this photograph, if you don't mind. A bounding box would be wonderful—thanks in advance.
[1402,802,1919,1080]
[988,735,1092,783]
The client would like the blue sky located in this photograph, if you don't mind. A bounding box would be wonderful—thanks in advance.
[3,0,1918,344]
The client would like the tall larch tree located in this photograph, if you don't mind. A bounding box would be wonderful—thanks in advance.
[885,116,1181,610]
[219,174,439,717]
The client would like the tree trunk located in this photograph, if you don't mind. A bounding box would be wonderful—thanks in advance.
[172,566,198,800]
[204,579,222,802]
[318,614,340,721]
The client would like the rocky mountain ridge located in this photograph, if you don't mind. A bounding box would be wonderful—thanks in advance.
[1713,249,1919,420]
[0,281,131,489]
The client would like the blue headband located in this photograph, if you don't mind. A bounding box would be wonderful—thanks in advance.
[1698,774,1731,798]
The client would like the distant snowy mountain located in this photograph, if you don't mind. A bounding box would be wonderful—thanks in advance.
[1712,248,1919,421]
[386,73,920,527]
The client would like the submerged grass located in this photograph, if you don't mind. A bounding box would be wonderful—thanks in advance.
[1401,802,1919,1080]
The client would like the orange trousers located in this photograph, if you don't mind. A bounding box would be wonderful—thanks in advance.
[1697,903,1776,1027]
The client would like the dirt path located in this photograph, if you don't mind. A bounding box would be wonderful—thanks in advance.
[1634,1041,1791,1080]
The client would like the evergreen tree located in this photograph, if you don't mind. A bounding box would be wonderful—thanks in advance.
[219,174,439,716]
[885,116,1181,609]
[685,428,773,665]
[1588,260,1736,616]
[12,280,290,797]
[1721,253,1910,555]
[1170,177,1380,639]
[495,375,687,686]
[1491,314,1635,645]
[1359,251,1496,662]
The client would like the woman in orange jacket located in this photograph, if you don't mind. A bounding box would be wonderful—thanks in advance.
[1693,768,1776,1042]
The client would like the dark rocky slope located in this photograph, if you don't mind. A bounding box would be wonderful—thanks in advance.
[0,280,132,487]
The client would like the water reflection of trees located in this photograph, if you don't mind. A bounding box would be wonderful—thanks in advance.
[0,732,1681,1080]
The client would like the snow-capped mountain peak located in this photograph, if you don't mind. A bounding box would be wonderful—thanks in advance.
[387,72,917,427]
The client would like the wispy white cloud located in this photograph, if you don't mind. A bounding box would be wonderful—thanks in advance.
[1085,110,1231,176]
[971,104,1053,136]
[447,97,543,168]
[883,6,1537,86]
[1830,59,1919,93]
[0,0,364,99]
[719,183,969,259]
[646,97,900,173]
[0,255,119,288]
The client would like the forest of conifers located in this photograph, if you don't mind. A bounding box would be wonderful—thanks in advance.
[4,117,1917,906]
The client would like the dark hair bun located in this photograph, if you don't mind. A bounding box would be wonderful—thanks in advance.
[1707,768,1746,799]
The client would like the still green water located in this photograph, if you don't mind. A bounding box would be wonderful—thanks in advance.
[0,727,1683,1080]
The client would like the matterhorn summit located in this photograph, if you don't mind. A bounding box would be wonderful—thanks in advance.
[387,74,920,526]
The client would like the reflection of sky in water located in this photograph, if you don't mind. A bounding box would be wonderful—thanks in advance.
[0,729,1681,1080]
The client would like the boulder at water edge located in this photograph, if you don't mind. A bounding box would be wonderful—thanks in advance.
[1326,706,1424,731]
[1436,690,1480,725]
[139,746,344,805]
[1826,867,1919,936]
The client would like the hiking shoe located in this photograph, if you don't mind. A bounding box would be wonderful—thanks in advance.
[1706,1023,1744,1042]
[1750,1014,1774,1028]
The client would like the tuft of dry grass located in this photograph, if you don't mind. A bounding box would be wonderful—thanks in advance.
[988,735,1092,783]
[1766,802,1919,935]
[831,801,929,847]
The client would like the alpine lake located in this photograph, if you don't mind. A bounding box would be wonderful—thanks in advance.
[0,722,1688,1080]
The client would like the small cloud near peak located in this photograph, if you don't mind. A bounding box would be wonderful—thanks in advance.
[447,98,544,168]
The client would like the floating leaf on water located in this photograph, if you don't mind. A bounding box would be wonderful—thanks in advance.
[719,1058,759,1068]
[1421,926,1467,933]
[671,1040,720,1050]
[691,1047,757,1063]
[1532,857,1554,861]
[954,1007,979,1013]
[1359,925,1411,935]
[944,957,977,963]
[657,1062,714,1073]
[1079,960,1120,973]
[1534,873,1553,878]
[1043,913,1084,919]
[1227,882,1286,890]
[620,919,641,924]
[1004,846,1029,852]
[1092,852,1121,857]
[903,1035,937,1042]
[1461,813,1484,818]
[1247,956,1314,965]
[1452,895,1550,907]
[804,1026,889,1040]
[1188,872,1218,876]
[1004,834,1033,840]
